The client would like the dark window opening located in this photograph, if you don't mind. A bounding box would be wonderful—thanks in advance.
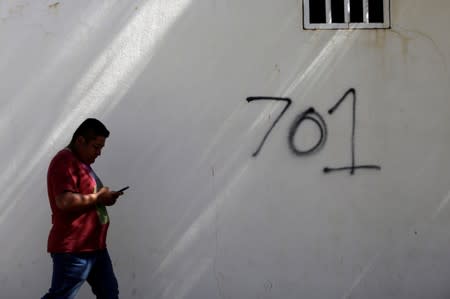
[349,0,364,23]
[303,0,389,29]
[309,0,326,23]
[331,0,345,23]
[368,0,384,22]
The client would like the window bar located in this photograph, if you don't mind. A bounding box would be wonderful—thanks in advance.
[326,0,332,23]
[344,0,350,24]
[385,0,390,25]
[363,0,369,23]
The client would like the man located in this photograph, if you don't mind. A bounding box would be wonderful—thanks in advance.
[42,118,122,299]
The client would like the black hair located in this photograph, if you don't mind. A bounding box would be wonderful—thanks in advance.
[68,118,110,147]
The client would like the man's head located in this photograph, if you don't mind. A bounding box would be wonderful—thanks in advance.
[69,118,110,165]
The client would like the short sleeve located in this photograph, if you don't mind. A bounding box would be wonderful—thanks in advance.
[48,152,79,197]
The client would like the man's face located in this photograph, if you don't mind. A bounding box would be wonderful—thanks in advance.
[77,136,106,165]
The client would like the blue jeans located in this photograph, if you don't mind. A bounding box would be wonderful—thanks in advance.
[41,249,119,299]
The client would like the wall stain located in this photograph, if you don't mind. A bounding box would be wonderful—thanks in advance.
[389,27,414,60]
[274,63,280,74]
[390,25,449,75]
[214,271,226,299]
[375,29,386,49]
[365,29,387,50]
[7,3,27,17]
[48,2,60,9]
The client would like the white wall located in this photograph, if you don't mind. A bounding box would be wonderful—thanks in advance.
[1,0,450,298]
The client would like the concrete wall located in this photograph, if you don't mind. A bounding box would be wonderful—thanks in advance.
[1,0,450,298]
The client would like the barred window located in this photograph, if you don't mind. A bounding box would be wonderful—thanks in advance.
[303,0,390,29]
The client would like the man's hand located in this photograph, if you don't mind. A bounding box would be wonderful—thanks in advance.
[55,187,123,211]
[96,187,122,206]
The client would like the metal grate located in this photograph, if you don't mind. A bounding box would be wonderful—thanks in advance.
[303,0,390,29]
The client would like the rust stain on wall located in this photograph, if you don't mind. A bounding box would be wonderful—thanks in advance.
[389,28,413,61]
[364,29,388,50]
[374,30,387,49]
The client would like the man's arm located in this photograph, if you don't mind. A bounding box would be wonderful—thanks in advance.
[55,187,121,212]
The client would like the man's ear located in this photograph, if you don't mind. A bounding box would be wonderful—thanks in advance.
[76,136,86,145]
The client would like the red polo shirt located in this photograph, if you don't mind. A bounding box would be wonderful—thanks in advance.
[46,149,109,253]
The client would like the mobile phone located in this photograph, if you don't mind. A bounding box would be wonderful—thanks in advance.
[117,186,130,193]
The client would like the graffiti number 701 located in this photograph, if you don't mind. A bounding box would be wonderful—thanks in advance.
[247,88,381,175]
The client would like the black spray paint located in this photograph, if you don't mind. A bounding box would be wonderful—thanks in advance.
[323,88,381,175]
[288,107,327,156]
[247,88,381,175]
[246,97,292,157]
